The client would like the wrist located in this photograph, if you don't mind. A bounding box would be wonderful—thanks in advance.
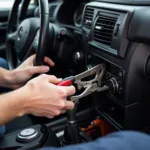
[0,68,13,88]
[10,86,31,117]
[16,86,31,116]
[4,70,19,89]
[18,85,32,116]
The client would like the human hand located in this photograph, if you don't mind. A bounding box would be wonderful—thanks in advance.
[22,74,75,118]
[8,54,55,89]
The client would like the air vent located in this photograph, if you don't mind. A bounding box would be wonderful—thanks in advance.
[49,5,57,18]
[83,7,94,28]
[94,12,118,47]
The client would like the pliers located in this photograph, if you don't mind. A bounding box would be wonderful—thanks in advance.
[57,64,108,103]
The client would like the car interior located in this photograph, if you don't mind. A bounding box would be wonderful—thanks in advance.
[1,0,150,149]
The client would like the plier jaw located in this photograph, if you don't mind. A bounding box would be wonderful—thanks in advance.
[57,64,108,103]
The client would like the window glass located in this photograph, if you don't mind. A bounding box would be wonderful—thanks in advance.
[0,0,34,9]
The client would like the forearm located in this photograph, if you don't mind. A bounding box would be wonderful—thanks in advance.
[0,87,29,126]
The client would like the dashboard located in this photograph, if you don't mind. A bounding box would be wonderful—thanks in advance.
[34,0,150,132]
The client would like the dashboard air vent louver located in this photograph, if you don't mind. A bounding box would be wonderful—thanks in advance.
[49,5,57,18]
[83,7,94,28]
[94,12,118,47]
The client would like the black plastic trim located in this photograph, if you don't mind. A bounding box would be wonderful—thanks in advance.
[95,0,150,5]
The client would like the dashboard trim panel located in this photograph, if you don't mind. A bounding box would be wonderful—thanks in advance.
[82,2,134,58]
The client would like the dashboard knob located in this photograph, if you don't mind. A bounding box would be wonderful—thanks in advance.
[59,28,67,36]
[73,51,84,64]
[58,28,67,40]
[108,78,119,94]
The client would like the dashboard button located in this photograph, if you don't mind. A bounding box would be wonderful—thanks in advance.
[17,128,39,142]
[58,28,67,40]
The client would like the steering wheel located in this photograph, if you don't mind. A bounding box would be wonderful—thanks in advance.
[6,0,50,69]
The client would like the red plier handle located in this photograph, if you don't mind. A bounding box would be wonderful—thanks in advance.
[57,76,75,86]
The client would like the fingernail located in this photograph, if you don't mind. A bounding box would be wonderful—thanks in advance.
[44,66,49,71]
[58,78,62,81]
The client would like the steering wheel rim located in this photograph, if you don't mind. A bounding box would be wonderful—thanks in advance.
[6,0,49,69]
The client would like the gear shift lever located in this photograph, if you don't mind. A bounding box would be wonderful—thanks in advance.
[62,104,91,145]
[62,104,81,145]
[57,64,108,145]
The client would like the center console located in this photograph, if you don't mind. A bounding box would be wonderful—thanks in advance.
[87,53,124,101]
[82,2,133,105]
[82,2,134,105]
[0,125,60,150]
[0,108,95,150]
[82,1,150,132]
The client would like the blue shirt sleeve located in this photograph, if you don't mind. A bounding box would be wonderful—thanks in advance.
[0,126,5,138]
[39,131,150,150]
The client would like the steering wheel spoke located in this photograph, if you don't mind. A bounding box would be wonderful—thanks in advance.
[32,30,39,52]
[22,30,39,61]
[7,32,17,43]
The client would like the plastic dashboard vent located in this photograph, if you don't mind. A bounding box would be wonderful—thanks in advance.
[49,5,57,18]
[83,7,94,28]
[94,12,118,47]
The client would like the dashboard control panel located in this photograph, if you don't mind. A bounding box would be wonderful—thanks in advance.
[87,53,124,102]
